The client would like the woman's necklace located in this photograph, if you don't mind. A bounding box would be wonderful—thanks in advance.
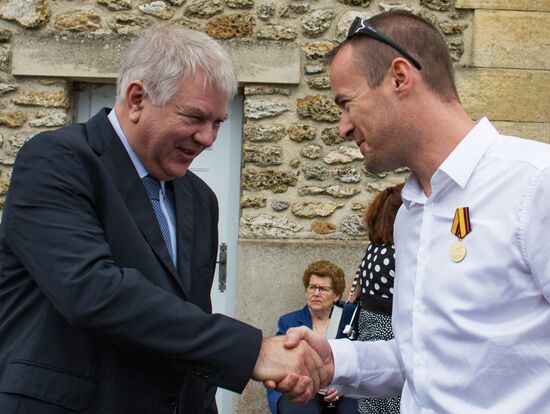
[313,320,329,336]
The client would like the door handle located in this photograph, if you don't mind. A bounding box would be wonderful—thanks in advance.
[216,243,227,292]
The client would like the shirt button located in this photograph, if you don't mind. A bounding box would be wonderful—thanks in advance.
[414,302,424,312]
[418,249,427,262]
[424,202,434,211]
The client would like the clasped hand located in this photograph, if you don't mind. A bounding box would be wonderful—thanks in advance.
[252,326,335,404]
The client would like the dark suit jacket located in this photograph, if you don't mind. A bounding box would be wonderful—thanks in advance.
[0,108,262,414]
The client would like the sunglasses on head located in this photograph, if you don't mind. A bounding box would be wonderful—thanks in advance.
[347,17,422,71]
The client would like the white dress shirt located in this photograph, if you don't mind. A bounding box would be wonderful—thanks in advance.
[330,118,550,413]
[107,109,177,263]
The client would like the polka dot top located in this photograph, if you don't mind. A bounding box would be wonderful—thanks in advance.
[351,242,396,316]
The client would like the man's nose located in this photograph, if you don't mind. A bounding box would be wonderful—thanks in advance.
[338,111,354,141]
[193,123,217,148]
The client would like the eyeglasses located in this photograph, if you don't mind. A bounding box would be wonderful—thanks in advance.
[347,17,422,71]
[307,285,333,295]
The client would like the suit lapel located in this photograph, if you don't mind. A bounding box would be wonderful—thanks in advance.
[172,177,194,296]
[85,109,185,295]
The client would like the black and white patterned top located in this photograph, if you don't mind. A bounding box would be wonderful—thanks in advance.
[351,242,396,315]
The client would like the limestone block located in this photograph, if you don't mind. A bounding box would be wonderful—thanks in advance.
[289,158,301,169]
[242,168,297,192]
[337,0,370,6]
[351,202,367,211]
[298,185,361,198]
[0,44,10,73]
[0,29,13,42]
[340,215,366,237]
[0,83,17,96]
[0,110,27,127]
[379,2,413,12]
[166,0,185,6]
[448,39,464,62]
[98,0,132,11]
[333,166,361,183]
[420,0,451,11]
[325,185,361,198]
[0,0,49,29]
[323,146,363,164]
[300,144,322,159]
[304,63,324,74]
[242,143,283,166]
[302,164,329,180]
[438,20,468,35]
[301,9,335,38]
[244,124,285,142]
[303,41,337,60]
[256,25,297,41]
[271,200,289,211]
[492,121,549,144]
[257,2,275,21]
[13,90,69,108]
[296,95,340,122]
[55,10,102,32]
[29,111,68,127]
[455,0,550,12]
[244,86,290,95]
[227,0,254,9]
[456,68,550,123]
[321,126,344,145]
[472,10,550,70]
[7,131,33,154]
[207,13,254,39]
[311,220,336,235]
[367,181,392,192]
[138,1,174,19]
[291,200,344,218]
[240,196,267,208]
[280,3,310,18]
[244,98,288,119]
[184,0,223,18]
[288,123,316,142]
[306,76,330,90]
[240,214,302,238]
[109,13,152,35]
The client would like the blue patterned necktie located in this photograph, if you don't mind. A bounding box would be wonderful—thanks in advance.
[142,175,175,264]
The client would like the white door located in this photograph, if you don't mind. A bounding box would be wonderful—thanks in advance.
[76,83,242,414]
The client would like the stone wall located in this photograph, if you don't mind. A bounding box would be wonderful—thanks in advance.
[0,0,548,412]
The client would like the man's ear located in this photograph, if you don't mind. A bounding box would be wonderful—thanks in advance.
[389,57,414,97]
[125,80,146,123]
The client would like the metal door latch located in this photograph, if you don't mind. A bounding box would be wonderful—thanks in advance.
[217,243,227,292]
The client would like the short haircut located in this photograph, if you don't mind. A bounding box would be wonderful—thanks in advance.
[328,10,459,102]
[117,26,238,106]
[303,260,346,297]
[365,182,404,245]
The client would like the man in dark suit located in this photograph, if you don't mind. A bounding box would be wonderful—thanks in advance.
[0,26,326,413]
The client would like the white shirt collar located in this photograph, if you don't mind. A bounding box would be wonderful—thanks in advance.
[108,108,149,180]
[402,117,499,208]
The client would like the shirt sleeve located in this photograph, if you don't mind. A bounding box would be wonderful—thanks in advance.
[329,338,405,399]
[520,166,550,302]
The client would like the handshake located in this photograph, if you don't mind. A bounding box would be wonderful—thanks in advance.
[252,326,335,404]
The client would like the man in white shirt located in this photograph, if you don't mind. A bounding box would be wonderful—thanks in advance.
[276,10,550,413]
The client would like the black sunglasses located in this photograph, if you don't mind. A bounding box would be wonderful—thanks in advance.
[347,17,422,71]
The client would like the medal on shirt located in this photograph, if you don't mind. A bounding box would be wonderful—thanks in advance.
[450,207,471,263]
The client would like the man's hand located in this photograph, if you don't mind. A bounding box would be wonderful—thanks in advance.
[252,335,325,402]
[264,326,336,403]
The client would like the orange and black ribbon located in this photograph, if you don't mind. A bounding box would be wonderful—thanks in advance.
[451,207,471,239]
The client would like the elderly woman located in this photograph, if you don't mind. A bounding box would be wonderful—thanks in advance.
[267,260,357,414]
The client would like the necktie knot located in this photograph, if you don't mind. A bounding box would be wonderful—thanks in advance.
[142,175,161,201]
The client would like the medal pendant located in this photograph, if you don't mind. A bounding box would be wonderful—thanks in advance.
[450,239,467,262]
